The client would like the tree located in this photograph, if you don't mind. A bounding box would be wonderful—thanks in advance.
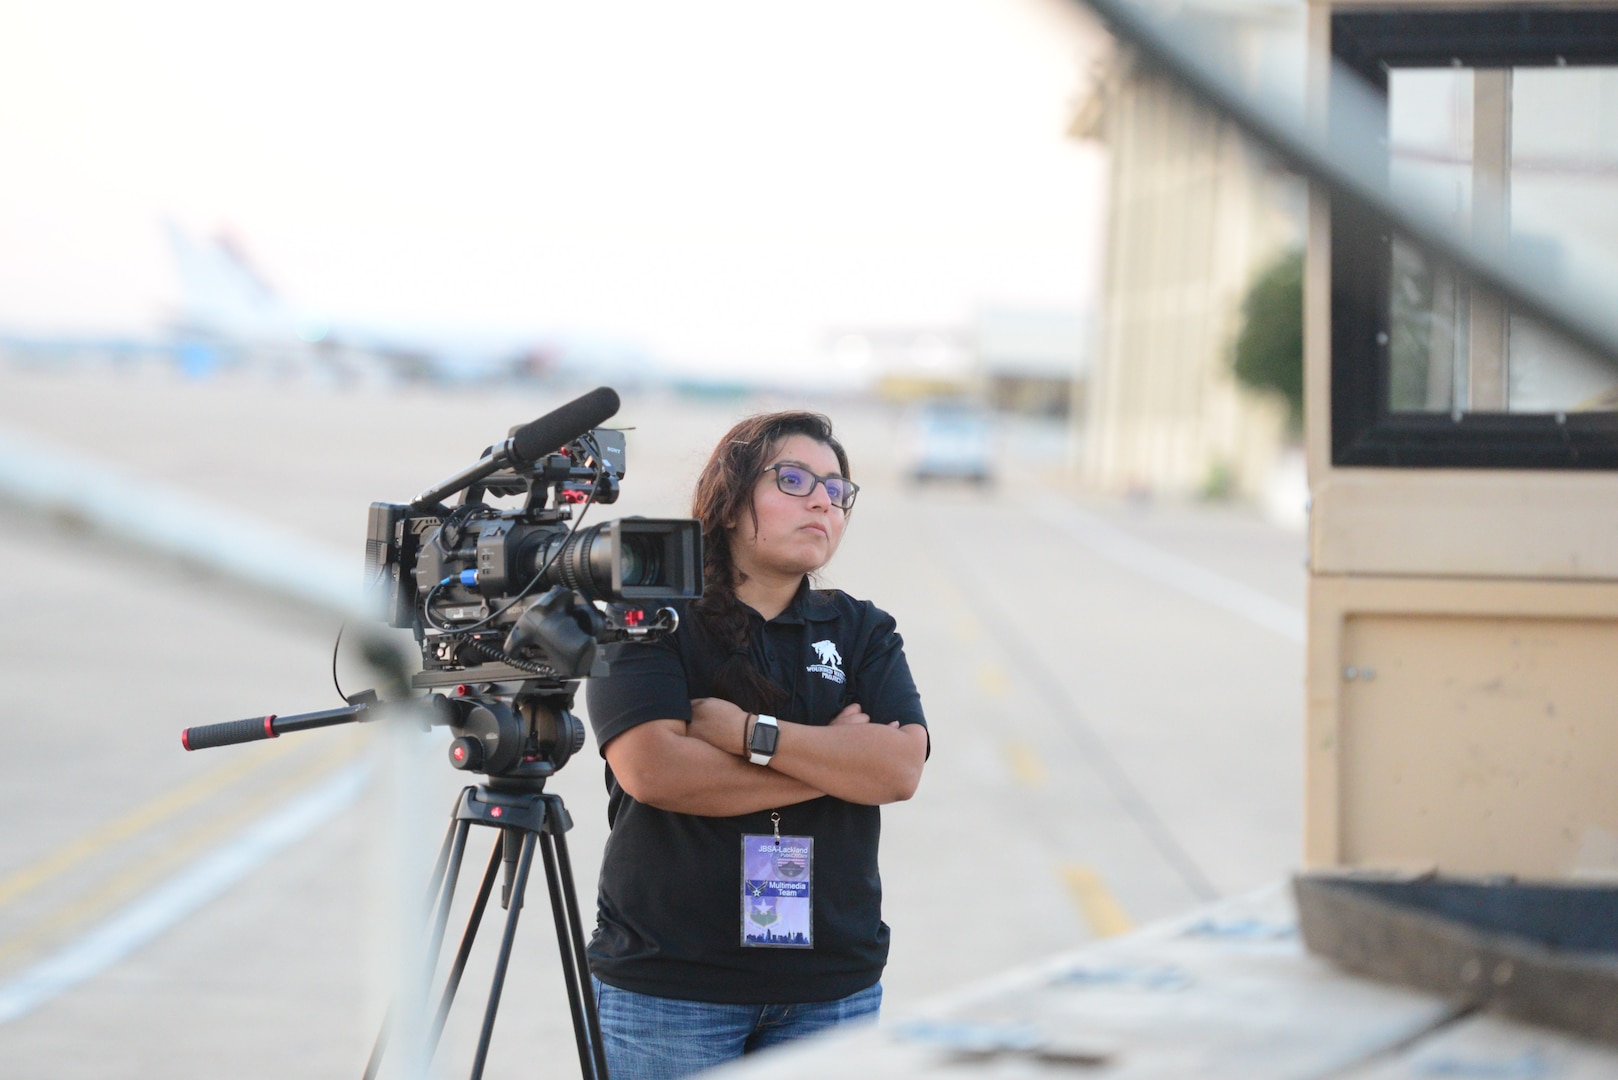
[1234,248,1304,432]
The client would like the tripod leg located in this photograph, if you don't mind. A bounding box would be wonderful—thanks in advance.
[469,829,537,1080]
[542,827,608,1080]
[365,812,473,1080]
[423,833,504,1063]
[425,795,467,908]
[427,817,474,970]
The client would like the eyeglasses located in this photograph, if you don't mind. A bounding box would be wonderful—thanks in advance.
[765,464,860,510]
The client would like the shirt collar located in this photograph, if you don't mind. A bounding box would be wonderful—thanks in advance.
[747,578,837,626]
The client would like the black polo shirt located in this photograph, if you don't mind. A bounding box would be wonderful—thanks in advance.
[583,582,927,1004]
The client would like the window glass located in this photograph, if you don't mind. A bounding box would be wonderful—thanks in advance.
[1386,66,1618,415]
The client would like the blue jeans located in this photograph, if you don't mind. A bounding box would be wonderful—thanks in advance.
[591,977,882,1080]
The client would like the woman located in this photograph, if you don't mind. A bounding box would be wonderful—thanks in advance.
[584,410,929,1079]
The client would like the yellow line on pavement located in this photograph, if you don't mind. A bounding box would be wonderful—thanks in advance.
[977,664,1009,697]
[0,735,296,909]
[1062,864,1134,938]
[0,732,365,966]
[911,541,982,643]
[1003,739,1047,788]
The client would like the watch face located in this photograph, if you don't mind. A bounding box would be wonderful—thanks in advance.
[750,719,779,756]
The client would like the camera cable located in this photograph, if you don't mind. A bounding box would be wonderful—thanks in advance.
[332,621,350,702]
[326,442,609,698]
[421,446,608,650]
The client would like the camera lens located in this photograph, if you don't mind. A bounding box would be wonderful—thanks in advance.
[539,522,660,600]
[529,518,699,601]
[618,535,661,587]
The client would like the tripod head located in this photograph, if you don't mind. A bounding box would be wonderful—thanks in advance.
[437,681,585,789]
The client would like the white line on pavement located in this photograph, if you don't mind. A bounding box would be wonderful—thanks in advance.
[1030,502,1306,643]
[0,763,372,1026]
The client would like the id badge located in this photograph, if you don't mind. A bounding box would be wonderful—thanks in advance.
[741,822,813,948]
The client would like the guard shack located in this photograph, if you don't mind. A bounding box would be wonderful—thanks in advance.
[1304,1,1618,878]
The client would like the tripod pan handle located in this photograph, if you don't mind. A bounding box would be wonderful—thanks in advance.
[182,715,278,751]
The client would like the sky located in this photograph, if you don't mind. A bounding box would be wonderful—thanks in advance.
[0,1,1110,378]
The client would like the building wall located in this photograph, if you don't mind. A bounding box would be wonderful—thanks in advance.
[1080,53,1300,500]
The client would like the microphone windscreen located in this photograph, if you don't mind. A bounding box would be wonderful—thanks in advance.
[509,387,621,464]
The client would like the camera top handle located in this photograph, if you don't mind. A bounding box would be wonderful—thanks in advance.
[410,386,621,510]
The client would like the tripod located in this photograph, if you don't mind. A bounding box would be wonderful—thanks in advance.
[365,781,609,1080]
[179,668,619,1077]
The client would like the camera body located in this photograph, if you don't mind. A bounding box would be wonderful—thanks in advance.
[364,424,702,689]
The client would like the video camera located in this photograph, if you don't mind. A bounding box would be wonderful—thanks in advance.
[182,386,702,784]
[365,385,701,688]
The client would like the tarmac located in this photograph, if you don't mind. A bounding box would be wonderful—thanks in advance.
[0,365,1305,1078]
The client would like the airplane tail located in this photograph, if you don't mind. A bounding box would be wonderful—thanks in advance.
[162,218,302,343]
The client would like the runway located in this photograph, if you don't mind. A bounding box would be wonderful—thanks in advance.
[0,367,1304,1077]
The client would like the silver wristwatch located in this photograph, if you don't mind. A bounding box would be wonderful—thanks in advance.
[748,714,780,766]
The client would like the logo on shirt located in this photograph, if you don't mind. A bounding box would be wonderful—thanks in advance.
[807,639,845,684]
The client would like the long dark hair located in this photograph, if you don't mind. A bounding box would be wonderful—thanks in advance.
[689,411,851,713]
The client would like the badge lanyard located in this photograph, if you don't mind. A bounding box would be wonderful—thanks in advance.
[740,811,814,948]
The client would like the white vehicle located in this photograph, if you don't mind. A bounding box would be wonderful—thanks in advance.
[900,400,996,486]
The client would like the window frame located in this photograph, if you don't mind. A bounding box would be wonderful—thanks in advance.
[1330,7,1618,469]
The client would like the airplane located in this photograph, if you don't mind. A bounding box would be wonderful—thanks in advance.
[1,218,664,390]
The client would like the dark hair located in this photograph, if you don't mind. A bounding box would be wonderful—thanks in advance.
[689,411,851,713]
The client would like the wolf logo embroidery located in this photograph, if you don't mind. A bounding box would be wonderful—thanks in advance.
[807,639,845,684]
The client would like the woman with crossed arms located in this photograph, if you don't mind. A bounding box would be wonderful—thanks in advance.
[585,410,929,1079]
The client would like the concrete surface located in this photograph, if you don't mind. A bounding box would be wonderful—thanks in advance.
[0,365,1304,1078]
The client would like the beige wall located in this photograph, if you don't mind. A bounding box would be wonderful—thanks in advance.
[1307,575,1618,875]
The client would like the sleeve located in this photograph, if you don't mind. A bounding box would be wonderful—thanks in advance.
[856,606,928,752]
[584,635,693,756]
